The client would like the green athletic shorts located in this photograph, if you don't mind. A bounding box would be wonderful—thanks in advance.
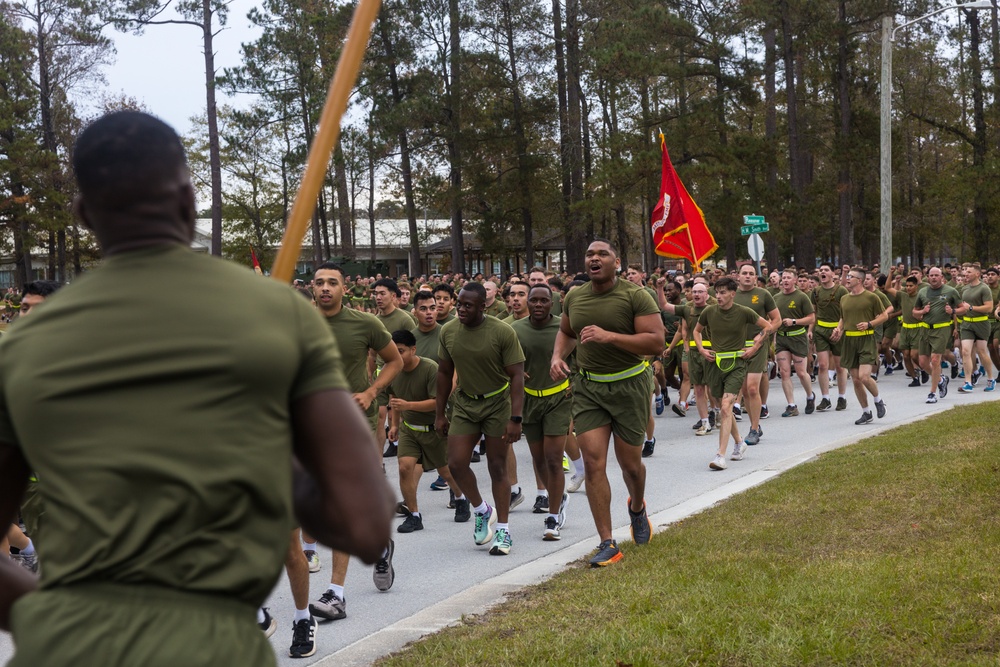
[775,332,809,358]
[706,356,747,399]
[398,425,447,471]
[813,324,842,356]
[883,318,900,340]
[959,319,991,342]
[688,347,711,385]
[918,325,952,356]
[9,582,273,667]
[899,324,921,350]
[840,333,878,369]
[744,342,768,374]
[571,366,653,446]
[992,320,1000,343]
[449,390,511,438]
[522,389,571,443]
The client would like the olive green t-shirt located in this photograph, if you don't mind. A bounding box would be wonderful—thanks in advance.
[511,315,563,392]
[485,300,509,319]
[697,304,759,352]
[325,307,391,393]
[550,291,563,317]
[436,311,457,325]
[676,303,709,343]
[563,278,660,374]
[0,245,347,606]
[439,316,525,395]
[772,289,814,331]
[388,357,438,426]
[989,284,1000,320]
[840,290,886,330]
[411,323,442,363]
[812,284,849,323]
[873,288,892,313]
[733,286,776,340]
[961,281,992,317]
[501,312,528,325]
[914,284,962,326]
[377,306,417,338]
[898,288,921,324]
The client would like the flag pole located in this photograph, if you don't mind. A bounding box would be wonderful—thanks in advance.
[270,0,383,283]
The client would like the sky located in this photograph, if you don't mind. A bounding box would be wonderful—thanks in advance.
[98,0,261,137]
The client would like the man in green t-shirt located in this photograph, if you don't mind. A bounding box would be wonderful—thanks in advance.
[308,264,403,626]
[956,263,995,393]
[551,240,664,568]
[773,269,816,417]
[896,276,926,386]
[387,330,467,532]
[484,280,509,319]
[434,283,458,325]
[502,282,530,323]
[512,284,571,541]
[733,264,780,444]
[838,268,890,424]
[373,278,418,458]
[625,264,663,454]
[985,268,1000,376]
[694,277,770,471]
[0,111,393,666]
[410,290,442,363]
[810,262,850,411]
[436,283,525,556]
[658,280,714,432]
[913,267,962,403]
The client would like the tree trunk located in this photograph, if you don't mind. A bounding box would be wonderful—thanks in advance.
[965,9,989,263]
[780,2,806,265]
[501,0,533,269]
[764,25,781,266]
[564,0,586,268]
[334,142,354,260]
[447,0,464,273]
[836,0,854,265]
[202,0,223,256]
[551,0,572,268]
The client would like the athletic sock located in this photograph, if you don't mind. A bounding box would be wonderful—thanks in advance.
[327,583,345,598]
[571,456,584,476]
[547,513,559,522]
[874,396,883,404]
[300,536,316,551]
[410,511,421,518]
[510,484,520,494]
[473,501,489,515]
[293,608,311,622]
[495,522,509,532]
[257,607,266,624]
[538,490,548,499]
[454,493,467,501]
[20,540,34,556]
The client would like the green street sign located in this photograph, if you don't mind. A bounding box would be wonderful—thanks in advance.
[741,215,768,236]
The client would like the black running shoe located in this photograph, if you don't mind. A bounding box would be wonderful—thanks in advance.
[289,617,317,658]
[454,498,471,523]
[836,397,848,411]
[532,495,548,514]
[397,513,423,533]
[628,498,652,545]
[855,412,873,425]
[641,438,655,458]
[589,539,623,567]
[908,378,922,387]
[382,443,397,458]
[875,400,886,419]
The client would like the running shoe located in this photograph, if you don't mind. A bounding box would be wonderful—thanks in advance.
[951,363,959,380]
[805,395,815,414]
[532,495,548,514]
[875,400,886,419]
[654,393,665,415]
[397,513,423,533]
[289,617,317,658]
[836,397,848,411]
[986,379,996,392]
[395,502,410,516]
[589,539,623,567]
[744,428,760,446]
[641,438,656,458]
[489,527,512,555]
[474,505,497,545]
[12,552,37,573]
[454,498,471,523]
[382,443,397,458]
[782,405,799,417]
[510,488,524,510]
[259,607,277,639]
[926,393,938,404]
[709,410,717,428]
[692,417,703,430]
[373,539,395,591]
[470,450,481,463]
[731,440,747,461]
[816,397,832,412]
[543,516,560,541]
[563,455,570,471]
[448,489,456,509]
[760,406,769,419]
[972,370,982,385]
[556,492,568,528]
[309,590,346,621]
[695,423,712,436]
[733,405,743,421]
[908,378,922,387]
[709,454,727,470]
[627,498,652,545]
[921,370,929,384]
[939,375,950,397]
[304,550,320,573]
[855,412,873,425]
[566,472,585,493]
[959,382,974,394]
[672,402,686,417]
[429,475,449,491]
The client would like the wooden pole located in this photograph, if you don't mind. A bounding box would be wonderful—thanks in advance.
[270,0,383,283]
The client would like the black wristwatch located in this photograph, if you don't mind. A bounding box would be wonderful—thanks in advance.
[510,416,523,424]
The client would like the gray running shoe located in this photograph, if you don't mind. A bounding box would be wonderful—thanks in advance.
[373,539,394,591]
[309,590,346,621]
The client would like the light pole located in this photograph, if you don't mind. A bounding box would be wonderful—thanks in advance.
[879,1,993,272]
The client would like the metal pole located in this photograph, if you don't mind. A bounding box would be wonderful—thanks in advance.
[880,15,892,272]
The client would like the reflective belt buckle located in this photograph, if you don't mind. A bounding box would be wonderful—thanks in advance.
[403,421,433,433]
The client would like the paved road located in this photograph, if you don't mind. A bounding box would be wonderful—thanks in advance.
[2,367,995,665]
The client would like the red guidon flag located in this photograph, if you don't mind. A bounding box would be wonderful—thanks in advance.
[650,134,718,271]
[249,245,263,275]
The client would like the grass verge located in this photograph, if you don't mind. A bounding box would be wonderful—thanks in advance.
[377,403,1000,666]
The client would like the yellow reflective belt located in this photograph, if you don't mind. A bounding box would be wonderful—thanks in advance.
[403,421,433,433]
[778,327,807,337]
[901,322,921,329]
[817,320,839,328]
[920,321,951,329]
[525,379,569,397]
[688,340,711,347]
[461,382,510,399]
[744,339,755,347]
[845,330,874,337]
[714,351,741,372]
[963,316,988,322]
[580,360,649,383]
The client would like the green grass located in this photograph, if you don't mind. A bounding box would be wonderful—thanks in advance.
[377,403,1000,666]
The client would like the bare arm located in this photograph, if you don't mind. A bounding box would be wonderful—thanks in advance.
[435,357,456,432]
[291,389,393,563]
[550,313,577,380]
[504,361,525,444]
[0,441,34,631]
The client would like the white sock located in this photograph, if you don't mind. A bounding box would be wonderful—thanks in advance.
[538,490,548,498]
[702,418,709,426]
[511,485,520,494]
[822,394,830,400]
[257,607,266,624]
[734,403,741,410]
[473,501,489,514]
[301,536,316,551]
[838,393,846,399]
[454,493,467,500]
[327,584,345,598]
[410,511,421,518]
[874,396,883,404]
[571,456,585,476]
[20,540,34,556]
[294,608,311,622]
[547,513,559,522]
[495,522,509,532]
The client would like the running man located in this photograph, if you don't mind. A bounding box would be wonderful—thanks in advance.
[956,263,995,393]
[436,283,525,556]
[773,269,816,416]
[838,268,890,423]
[733,265,780,443]
[551,240,664,567]
[913,267,962,403]
[810,263,849,411]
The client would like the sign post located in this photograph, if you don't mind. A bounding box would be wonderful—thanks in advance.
[741,215,768,276]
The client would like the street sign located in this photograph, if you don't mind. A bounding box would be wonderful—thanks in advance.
[747,233,765,262]
[741,215,768,236]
